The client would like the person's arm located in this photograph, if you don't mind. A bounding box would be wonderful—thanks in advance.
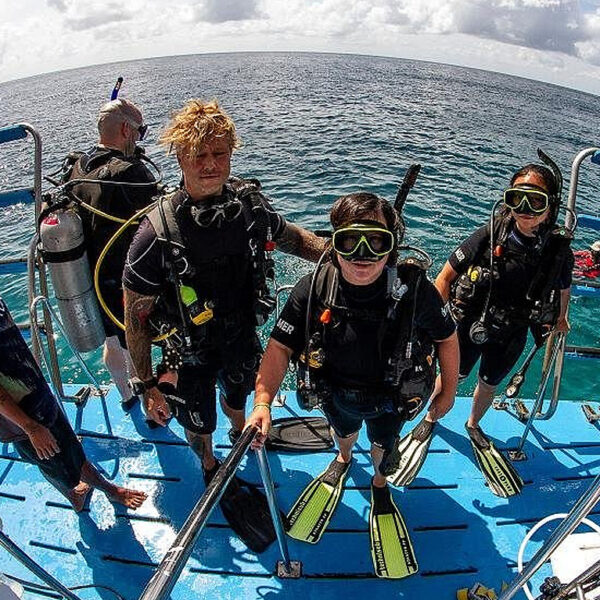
[426,332,460,421]
[276,222,327,262]
[0,386,60,459]
[124,287,171,425]
[246,339,294,448]
[555,288,571,333]
[434,261,459,302]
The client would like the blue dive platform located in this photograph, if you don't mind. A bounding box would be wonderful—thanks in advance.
[1,387,599,600]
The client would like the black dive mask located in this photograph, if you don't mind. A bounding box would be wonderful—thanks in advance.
[332,220,395,263]
[188,198,243,228]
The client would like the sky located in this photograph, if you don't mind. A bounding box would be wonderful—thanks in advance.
[2,0,600,95]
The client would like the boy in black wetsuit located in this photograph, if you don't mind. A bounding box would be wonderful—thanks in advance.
[246,192,458,577]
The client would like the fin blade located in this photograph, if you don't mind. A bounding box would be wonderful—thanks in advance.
[266,416,333,452]
[286,460,350,544]
[470,437,523,498]
[385,423,434,487]
[220,477,277,553]
[370,486,418,579]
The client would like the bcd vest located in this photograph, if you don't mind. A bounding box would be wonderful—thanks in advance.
[146,178,277,350]
[297,260,435,420]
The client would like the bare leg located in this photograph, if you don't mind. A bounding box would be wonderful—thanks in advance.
[333,429,357,464]
[80,461,147,509]
[185,429,217,471]
[371,444,388,487]
[103,335,132,402]
[467,378,497,428]
[64,482,93,513]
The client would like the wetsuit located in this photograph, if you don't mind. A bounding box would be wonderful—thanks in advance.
[449,222,573,385]
[271,268,455,451]
[69,146,156,345]
[122,185,286,434]
[0,297,85,489]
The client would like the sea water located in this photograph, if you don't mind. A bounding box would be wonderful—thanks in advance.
[1,52,599,400]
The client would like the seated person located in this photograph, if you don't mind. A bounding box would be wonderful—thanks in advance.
[0,296,147,512]
[246,192,458,579]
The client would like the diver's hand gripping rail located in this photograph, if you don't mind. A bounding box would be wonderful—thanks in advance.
[498,472,600,600]
[138,426,297,600]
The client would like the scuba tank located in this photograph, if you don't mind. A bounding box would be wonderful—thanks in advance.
[39,207,106,352]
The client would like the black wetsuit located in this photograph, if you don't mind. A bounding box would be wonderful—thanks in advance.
[0,297,85,489]
[271,268,455,450]
[69,146,156,345]
[449,222,573,385]
[123,185,286,434]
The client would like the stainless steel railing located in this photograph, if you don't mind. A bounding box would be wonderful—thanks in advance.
[138,425,299,600]
[498,473,600,600]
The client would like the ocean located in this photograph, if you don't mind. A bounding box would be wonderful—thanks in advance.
[1,51,599,400]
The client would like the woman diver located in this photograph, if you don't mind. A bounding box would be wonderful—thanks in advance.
[246,191,458,578]
[434,152,573,497]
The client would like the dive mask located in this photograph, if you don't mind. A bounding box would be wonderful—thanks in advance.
[332,222,395,262]
[189,198,243,227]
[503,186,549,215]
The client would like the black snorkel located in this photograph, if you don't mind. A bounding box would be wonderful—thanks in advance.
[110,76,123,101]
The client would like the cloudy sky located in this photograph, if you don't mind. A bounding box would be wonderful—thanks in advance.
[2,0,600,94]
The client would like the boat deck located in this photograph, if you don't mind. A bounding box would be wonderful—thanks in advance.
[1,387,599,600]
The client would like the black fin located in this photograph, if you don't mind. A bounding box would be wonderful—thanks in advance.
[219,475,279,553]
[266,416,334,452]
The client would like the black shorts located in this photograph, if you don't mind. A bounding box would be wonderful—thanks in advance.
[457,320,528,386]
[13,408,85,491]
[321,388,405,452]
[166,331,262,434]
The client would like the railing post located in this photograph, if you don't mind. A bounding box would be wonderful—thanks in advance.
[138,426,258,600]
[498,474,600,600]
[0,524,81,600]
[256,445,301,578]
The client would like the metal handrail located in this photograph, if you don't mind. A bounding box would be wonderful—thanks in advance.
[138,425,296,600]
[0,521,81,600]
[29,295,105,409]
[498,473,600,600]
[546,147,600,416]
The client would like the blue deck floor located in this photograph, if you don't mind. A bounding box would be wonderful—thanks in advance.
[1,388,599,600]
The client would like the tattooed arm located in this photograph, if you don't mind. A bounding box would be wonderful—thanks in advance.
[124,287,171,425]
[276,222,327,263]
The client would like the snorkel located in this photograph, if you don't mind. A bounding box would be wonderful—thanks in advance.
[110,76,123,101]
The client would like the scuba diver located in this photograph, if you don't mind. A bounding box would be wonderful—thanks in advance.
[58,98,157,409]
[429,152,573,498]
[0,296,147,512]
[122,99,325,552]
[246,191,458,578]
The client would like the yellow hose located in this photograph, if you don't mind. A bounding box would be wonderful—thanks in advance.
[93,200,176,343]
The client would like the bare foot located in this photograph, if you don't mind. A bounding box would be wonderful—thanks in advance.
[105,486,148,510]
[66,482,93,512]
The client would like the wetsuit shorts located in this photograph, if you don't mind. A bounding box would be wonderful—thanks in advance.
[321,388,405,452]
[98,278,127,348]
[166,331,262,434]
[457,319,528,386]
[13,408,85,491]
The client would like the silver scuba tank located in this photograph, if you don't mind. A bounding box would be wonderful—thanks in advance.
[40,208,106,352]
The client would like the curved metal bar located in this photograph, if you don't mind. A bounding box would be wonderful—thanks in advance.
[498,473,600,600]
[0,526,81,600]
[29,296,104,402]
[547,147,600,419]
[513,333,564,455]
[138,426,257,600]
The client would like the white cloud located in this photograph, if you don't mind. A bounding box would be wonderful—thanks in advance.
[192,0,262,23]
[1,0,600,94]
